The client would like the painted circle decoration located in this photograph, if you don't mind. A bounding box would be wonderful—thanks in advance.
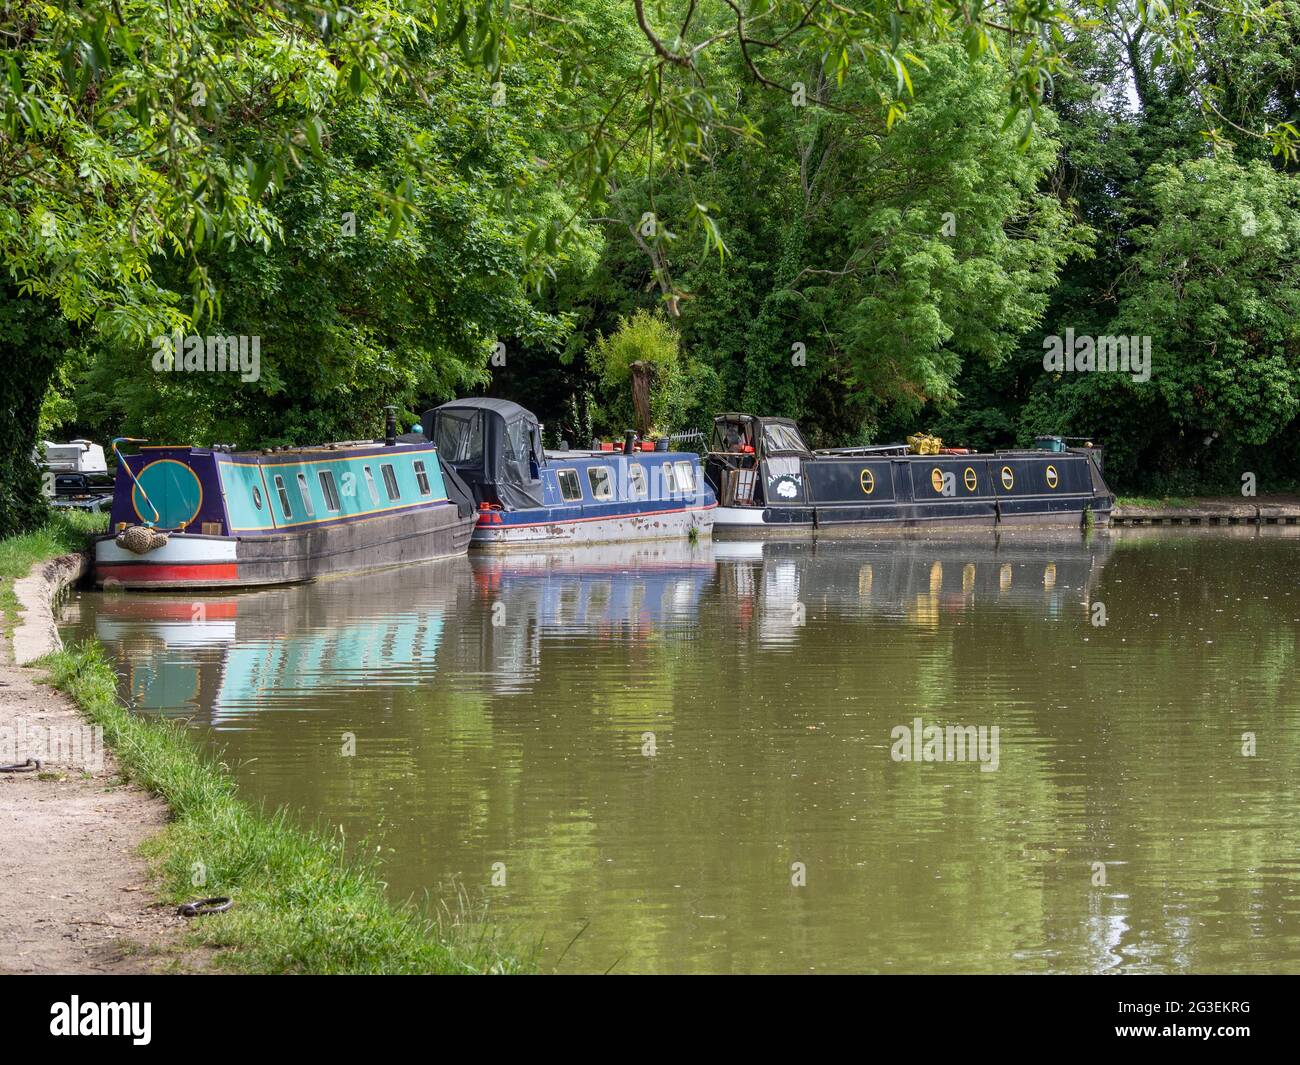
[132,459,203,529]
[930,467,945,493]
[1000,466,1015,491]
[963,467,977,492]
[860,468,875,495]
[1046,464,1059,489]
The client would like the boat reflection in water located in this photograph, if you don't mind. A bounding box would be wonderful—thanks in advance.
[81,534,1112,723]
[87,558,469,727]
[712,533,1114,647]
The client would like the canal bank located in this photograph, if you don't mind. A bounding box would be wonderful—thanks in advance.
[0,515,526,974]
[0,534,182,973]
[1111,493,1300,527]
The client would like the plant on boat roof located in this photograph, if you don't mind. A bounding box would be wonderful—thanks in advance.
[587,310,719,440]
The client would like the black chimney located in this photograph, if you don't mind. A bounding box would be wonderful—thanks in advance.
[383,406,397,446]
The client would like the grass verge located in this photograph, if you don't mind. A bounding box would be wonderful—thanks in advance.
[1115,495,1203,509]
[0,510,106,631]
[42,645,528,973]
[3,512,527,974]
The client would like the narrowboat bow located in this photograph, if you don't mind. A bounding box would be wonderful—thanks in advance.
[703,414,1113,537]
[95,425,476,590]
[422,398,716,547]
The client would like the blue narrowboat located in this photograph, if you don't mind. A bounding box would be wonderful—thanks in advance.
[703,413,1113,536]
[94,419,476,589]
[422,399,716,547]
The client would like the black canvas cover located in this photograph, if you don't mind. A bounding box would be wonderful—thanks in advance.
[423,398,545,510]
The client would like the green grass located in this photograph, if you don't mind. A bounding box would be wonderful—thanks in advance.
[1,510,528,974]
[1115,495,1201,509]
[40,642,531,974]
[0,510,106,631]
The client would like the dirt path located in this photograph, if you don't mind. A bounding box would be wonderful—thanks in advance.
[0,556,187,974]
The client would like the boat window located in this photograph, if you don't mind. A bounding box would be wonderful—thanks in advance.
[413,460,432,496]
[588,466,614,501]
[763,423,809,453]
[273,476,292,519]
[251,486,263,510]
[433,409,484,465]
[381,463,400,500]
[663,462,678,494]
[362,465,380,505]
[295,472,315,517]
[557,469,583,502]
[628,464,648,499]
[318,470,341,512]
[713,419,753,453]
[674,461,696,493]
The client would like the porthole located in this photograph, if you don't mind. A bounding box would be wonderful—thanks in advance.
[1000,466,1015,491]
[963,467,977,492]
[1046,464,1059,489]
[930,467,945,493]
[860,468,875,495]
[251,486,263,510]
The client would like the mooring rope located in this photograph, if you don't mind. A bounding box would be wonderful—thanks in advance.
[177,897,233,918]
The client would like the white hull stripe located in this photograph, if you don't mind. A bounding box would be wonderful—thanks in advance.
[95,537,238,565]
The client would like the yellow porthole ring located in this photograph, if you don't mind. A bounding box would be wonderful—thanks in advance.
[1000,466,1015,491]
[860,468,875,495]
[930,467,945,493]
[963,467,977,492]
[1046,464,1059,489]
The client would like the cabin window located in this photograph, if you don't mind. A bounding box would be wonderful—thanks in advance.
[628,464,648,500]
[318,470,341,512]
[557,469,583,502]
[363,465,380,505]
[662,462,678,495]
[296,472,315,517]
[674,461,696,493]
[1000,466,1015,491]
[273,475,292,519]
[588,466,614,501]
[381,463,400,501]
[433,409,484,465]
[413,460,432,496]
[251,486,264,510]
[763,423,809,454]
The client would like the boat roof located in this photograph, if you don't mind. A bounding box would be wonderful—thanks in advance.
[433,397,536,423]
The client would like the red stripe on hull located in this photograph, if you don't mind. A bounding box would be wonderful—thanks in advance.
[97,563,239,584]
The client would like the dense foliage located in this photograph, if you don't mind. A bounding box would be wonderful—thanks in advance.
[2,0,1297,535]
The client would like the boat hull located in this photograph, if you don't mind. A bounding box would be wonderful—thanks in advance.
[471,503,715,549]
[95,505,476,589]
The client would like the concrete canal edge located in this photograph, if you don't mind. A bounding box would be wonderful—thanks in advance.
[1111,497,1300,527]
[11,552,87,664]
[1,551,185,973]
[2,548,527,974]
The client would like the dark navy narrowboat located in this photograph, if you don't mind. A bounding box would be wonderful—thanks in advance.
[421,399,716,547]
[94,420,476,589]
[703,413,1113,537]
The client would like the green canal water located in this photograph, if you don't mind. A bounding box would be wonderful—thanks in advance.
[61,529,1300,973]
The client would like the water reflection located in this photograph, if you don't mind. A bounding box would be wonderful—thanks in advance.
[62,532,1300,973]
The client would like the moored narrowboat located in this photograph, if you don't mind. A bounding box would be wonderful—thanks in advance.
[94,420,476,590]
[422,398,716,547]
[703,413,1113,537]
